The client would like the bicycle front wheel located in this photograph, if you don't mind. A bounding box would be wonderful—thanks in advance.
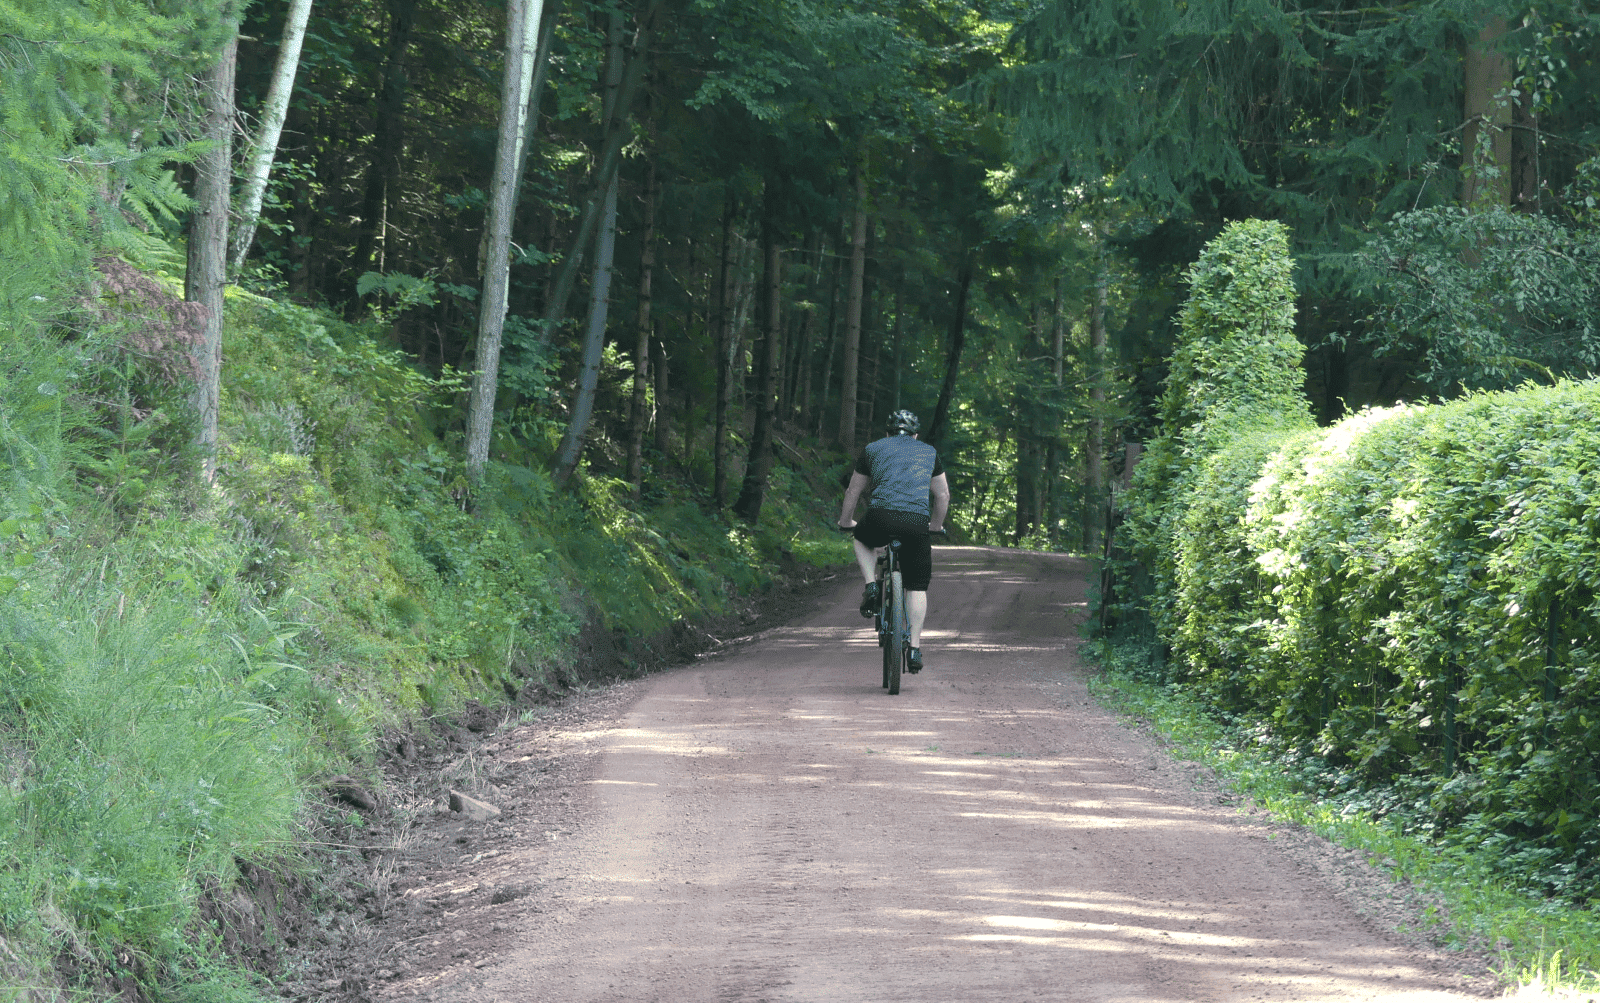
[886,570,906,695]
[880,584,892,688]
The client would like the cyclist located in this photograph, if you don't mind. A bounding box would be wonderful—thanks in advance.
[836,409,950,673]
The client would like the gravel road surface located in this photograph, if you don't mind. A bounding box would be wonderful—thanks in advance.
[379,546,1491,1003]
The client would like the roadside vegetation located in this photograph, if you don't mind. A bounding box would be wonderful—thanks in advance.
[3,0,1600,998]
[0,269,853,998]
[1094,218,1600,993]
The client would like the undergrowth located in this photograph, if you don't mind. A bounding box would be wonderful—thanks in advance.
[1086,636,1600,996]
[0,263,851,1001]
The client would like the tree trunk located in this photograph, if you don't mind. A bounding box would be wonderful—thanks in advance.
[625,152,658,492]
[229,0,315,278]
[1084,266,1108,553]
[819,239,844,438]
[1014,429,1037,543]
[798,238,826,429]
[464,0,543,486]
[925,259,973,448]
[861,232,880,435]
[511,0,563,202]
[733,209,783,522]
[1015,305,1044,542]
[1046,278,1064,543]
[838,167,867,452]
[1461,15,1511,207]
[541,1,661,333]
[713,196,736,507]
[354,0,419,274]
[550,9,626,486]
[186,28,237,481]
[551,171,620,486]
[890,287,903,411]
[728,238,755,417]
[1511,86,1539,213]
[653,330,670,458]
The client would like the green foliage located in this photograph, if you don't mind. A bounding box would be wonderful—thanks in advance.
[1159,219,1303,434]
[1120,219,1310,644]
[1000,1,1599,231]
[0,595,303,948]
[0,0,230,280]
[1135,376,1600,903]
[1359,204,1600,391]
[0,248,859,997]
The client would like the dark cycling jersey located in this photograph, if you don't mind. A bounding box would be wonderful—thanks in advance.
[854,435,943,517]
[852,433,943,592]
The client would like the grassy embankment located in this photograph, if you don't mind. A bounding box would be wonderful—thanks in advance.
[0,269,852,1001]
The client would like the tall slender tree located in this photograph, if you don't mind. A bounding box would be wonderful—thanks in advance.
[229,0,315,277]
[925,258,972,448]
[352,0,420,275]
[541,0,661,333]
[186,22,238,480]
[712,195,737,507]
[465,0,544,486]
[552,6,627,486]
[1083,262,1107,552]
[626,150,659,493]
[838,166,868,451]
[732,189,784,522]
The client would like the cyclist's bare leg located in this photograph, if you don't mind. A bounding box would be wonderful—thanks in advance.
[908,590,927,647]
[852,538,878,584]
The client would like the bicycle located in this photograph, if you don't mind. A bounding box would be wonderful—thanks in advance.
[842,527,945,696]
[875,536,911,694]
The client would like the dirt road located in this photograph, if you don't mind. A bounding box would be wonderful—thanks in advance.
[377,547,1492,1002]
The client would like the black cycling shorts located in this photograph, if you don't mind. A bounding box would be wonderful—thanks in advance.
[852,508,933,591]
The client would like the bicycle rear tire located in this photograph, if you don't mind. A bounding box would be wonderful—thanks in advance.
[886,570,905,695]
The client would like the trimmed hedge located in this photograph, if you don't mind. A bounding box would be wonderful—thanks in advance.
[1125,219,1600,901]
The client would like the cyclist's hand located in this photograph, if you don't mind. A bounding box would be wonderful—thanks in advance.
[837,519,857,530]
[929,523,944,533]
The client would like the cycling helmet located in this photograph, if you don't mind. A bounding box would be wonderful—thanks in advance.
[885,409,920,435]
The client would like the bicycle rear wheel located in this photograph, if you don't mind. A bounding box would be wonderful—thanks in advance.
[886,570,906,695]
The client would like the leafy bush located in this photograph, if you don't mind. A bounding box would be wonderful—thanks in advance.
[1360,202,1600,392]
[1125,224,1600,898]
[1217,383,1600,900]
[1121,216,1600,902]
[1117,218,1310,647]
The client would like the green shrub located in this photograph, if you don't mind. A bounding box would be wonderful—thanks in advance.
[1118,218,1309,650]
[1137,376,1600,900]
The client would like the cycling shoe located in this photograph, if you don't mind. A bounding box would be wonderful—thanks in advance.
[859,582,881,618]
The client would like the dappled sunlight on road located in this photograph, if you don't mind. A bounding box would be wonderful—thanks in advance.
[447,546,1483,1003]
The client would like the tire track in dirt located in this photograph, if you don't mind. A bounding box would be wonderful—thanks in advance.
[374,547,1495,1003]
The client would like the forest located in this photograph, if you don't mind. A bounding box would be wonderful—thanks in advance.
[2,0,1599,997]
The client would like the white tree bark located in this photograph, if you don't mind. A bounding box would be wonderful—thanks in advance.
[465,0,545,485]
[228,0,316,278]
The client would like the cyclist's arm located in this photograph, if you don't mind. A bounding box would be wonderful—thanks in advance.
[838,471,871,528]
[928,472,951,532]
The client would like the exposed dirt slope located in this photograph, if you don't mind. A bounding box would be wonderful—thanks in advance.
[355,547,1495,1003]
